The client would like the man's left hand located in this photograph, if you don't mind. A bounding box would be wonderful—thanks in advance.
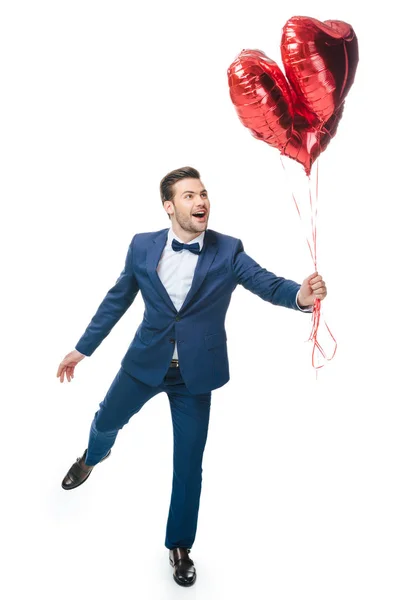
[298,271,327,307]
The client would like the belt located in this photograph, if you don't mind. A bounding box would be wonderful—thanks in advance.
[170,359,179,368]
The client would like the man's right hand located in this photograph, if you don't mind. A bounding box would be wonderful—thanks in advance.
[57,349,86,383]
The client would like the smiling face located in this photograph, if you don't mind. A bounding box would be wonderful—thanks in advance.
[163,177,210,242]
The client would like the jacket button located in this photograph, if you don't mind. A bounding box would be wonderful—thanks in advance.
[175,316,180,321]
[169,338,175,344]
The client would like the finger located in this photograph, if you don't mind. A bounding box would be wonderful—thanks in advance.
[311,281,325,290]
[306,271,318,282]
[309,275,322,285]
[61,366,68,383]
[57,360,69,378]
[311,277,324,286]
[315,290,327,299]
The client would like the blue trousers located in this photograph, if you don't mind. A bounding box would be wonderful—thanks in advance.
[85,365,212,550]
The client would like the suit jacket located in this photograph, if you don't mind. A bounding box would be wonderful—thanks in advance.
[75,228,303,394]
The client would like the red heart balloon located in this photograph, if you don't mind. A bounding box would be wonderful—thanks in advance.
[281,16,359,126]
[283,104,345,174]
[227,16,359,174]
[228,49,293,152]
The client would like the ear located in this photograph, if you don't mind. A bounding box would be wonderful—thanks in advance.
[164,201,174,216]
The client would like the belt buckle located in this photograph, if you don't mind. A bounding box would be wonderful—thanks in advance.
[170,359,179,368]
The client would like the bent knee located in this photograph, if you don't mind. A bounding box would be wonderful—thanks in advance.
[93,412,121,434]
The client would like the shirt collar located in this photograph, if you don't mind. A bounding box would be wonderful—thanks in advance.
[167,227,205,251]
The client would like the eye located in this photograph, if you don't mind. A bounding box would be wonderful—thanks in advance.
[201,193,207,198]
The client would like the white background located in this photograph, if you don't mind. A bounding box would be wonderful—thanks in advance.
[1,1,399,598]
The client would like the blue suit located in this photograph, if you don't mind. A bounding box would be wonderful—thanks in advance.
[75,227,304,549]
[76,227,303,394]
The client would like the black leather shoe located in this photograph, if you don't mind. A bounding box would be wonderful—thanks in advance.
[169,548,196,586]
[61,448,111,490]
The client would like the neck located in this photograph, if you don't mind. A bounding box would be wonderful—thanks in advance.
[171,224,204,244]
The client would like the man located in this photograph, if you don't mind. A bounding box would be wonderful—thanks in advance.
[56,166,327,587]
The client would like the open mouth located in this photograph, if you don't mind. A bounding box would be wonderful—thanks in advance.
[192,211,207,221]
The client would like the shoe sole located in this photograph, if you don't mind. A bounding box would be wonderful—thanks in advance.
[61,449,111,490]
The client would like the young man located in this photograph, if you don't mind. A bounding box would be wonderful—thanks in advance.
[56,166,327,587]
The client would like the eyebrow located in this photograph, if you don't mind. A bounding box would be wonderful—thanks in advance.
[181,189,208,196]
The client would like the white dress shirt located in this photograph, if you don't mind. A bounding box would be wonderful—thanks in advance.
[156,227,311,360]
[157,228,205,359]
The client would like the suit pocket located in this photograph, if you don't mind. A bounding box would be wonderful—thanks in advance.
[205,331,227,350]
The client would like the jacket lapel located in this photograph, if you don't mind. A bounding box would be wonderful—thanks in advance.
[180,229,217,312]
[146,229,177,313]
[146,228,218,313]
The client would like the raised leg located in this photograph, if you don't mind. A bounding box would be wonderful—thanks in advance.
[85,367,162,465]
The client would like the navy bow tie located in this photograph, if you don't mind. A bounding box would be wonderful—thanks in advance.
[172,238,201,255]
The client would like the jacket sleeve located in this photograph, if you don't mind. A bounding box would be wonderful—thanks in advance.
[75,236,140,356]
[232,238,303,311]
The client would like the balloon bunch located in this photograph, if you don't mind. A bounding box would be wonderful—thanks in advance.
[227,16,359,369]
[227,16,359,175]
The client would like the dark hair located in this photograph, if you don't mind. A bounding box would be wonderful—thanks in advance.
[160,166,200,220]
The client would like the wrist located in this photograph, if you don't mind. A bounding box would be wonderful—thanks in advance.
[296,290,313,310]
[297,291,306,308]
[297,297,308,308]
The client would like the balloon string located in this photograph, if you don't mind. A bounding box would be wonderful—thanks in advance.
[280,159,315,264]
[280,155,337,371]
[308,159,337,368]
[308,170,316,267]
[307,159,337,370]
